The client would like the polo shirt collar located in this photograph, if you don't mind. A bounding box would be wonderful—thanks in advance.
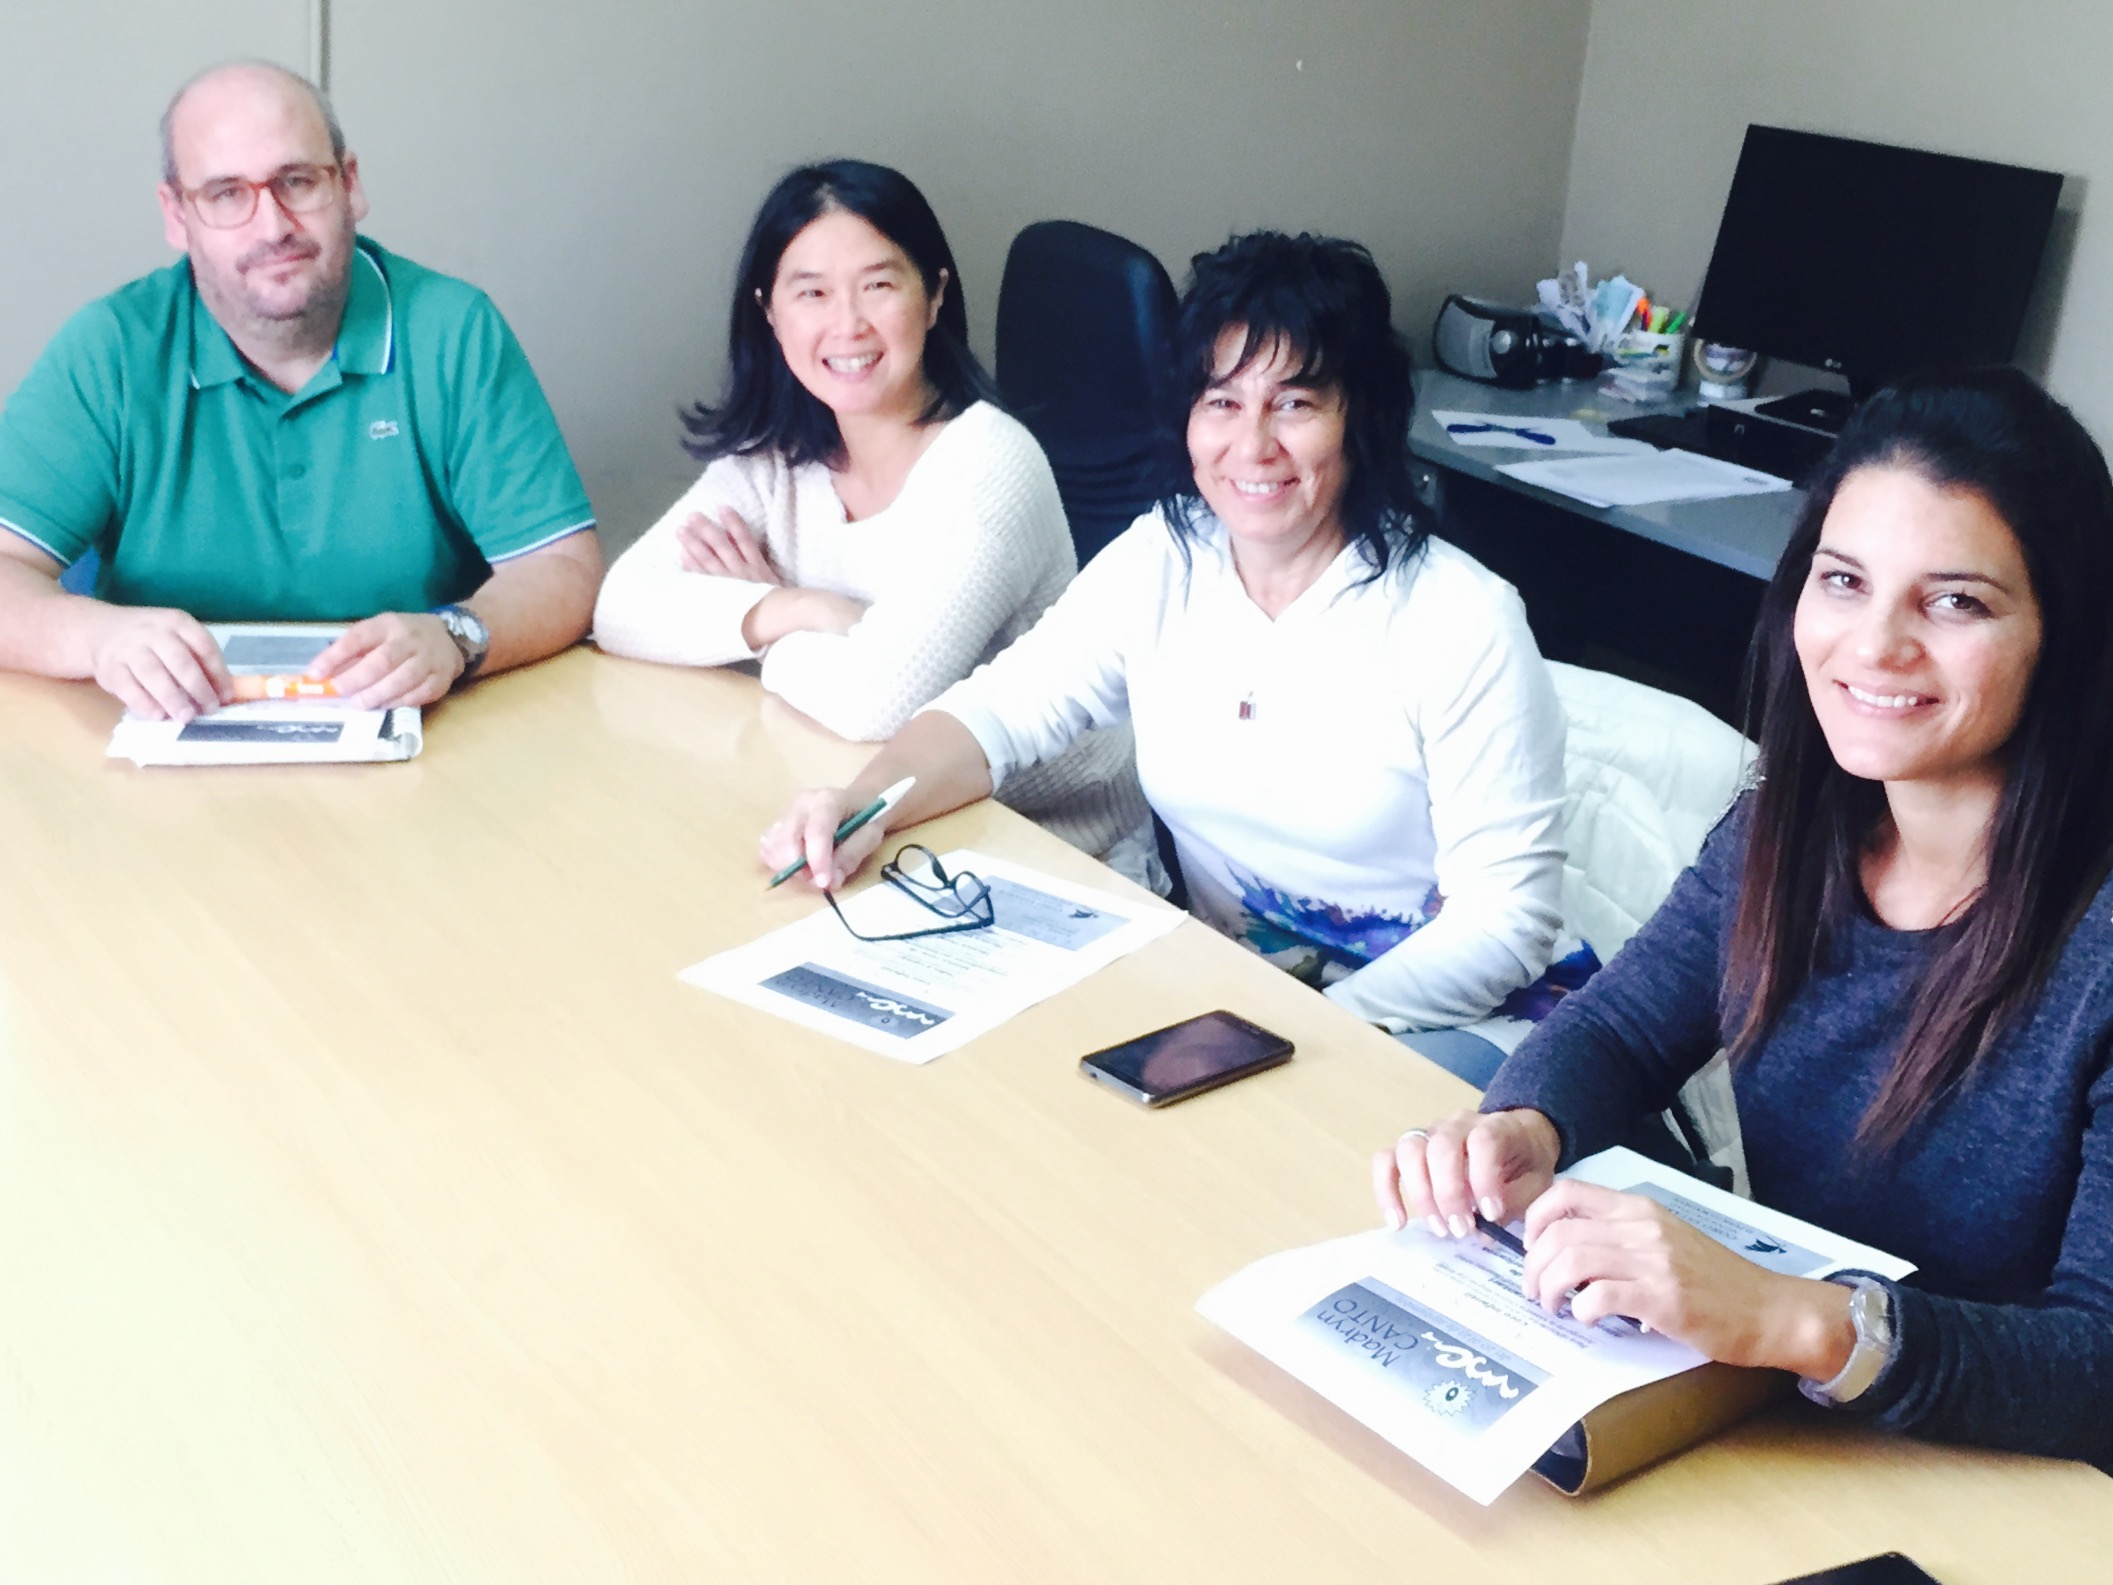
[183,239,395,391]
[335,242,395,376]
[186,268,250,390]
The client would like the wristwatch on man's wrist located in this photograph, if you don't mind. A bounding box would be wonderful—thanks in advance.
[1800,1274,1895,1407]
[431,604,491,682]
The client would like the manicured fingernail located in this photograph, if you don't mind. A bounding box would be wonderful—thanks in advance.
[1480,1197,1503,1221]
[1447,1214,1471,1239]
[1425,1215,1446,1238]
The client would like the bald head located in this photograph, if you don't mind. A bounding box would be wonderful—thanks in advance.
[159,62,345,188]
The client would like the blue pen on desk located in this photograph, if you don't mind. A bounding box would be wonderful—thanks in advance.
[1447,420,1559,445]
[766,776,917,889]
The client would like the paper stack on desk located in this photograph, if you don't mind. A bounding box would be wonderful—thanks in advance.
[1497,449,1792,509]
[1197,1147,1912,1504]
[105,623,424,767]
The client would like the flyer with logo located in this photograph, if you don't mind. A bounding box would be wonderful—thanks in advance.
[1196,1147,1913,1504]
[105,624,423,766]
[679,849,1182,1062]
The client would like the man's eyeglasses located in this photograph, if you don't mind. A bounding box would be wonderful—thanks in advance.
[179,163,342,230]
[825,845,996,943]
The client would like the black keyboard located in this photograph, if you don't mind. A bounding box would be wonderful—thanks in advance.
[1604,406,1831,485]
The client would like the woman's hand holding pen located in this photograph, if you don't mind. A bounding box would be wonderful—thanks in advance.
[1517,1183,1856,1376]
[1373,1109,1560,1239]
[760,787,890,892]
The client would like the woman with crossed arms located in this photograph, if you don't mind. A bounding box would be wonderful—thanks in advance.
[761,231,1569,1042]
[1378,369,2113,1462]
[595,160,1144,860]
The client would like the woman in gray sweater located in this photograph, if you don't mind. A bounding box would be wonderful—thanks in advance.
[1375,367,2113,1464]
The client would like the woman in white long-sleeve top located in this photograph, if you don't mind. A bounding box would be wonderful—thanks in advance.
[760,231,1570,1050]
[593,159,1145,860]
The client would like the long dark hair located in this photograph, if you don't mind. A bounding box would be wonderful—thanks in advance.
[680,159,997,468]
[1728,367,2113,1149]
[1154,231,1431,580]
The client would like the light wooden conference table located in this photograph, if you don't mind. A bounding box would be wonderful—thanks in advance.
[3,650,2107,1583]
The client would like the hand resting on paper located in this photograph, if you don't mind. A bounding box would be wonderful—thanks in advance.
[89,604,235,721]
[1519,1181,1856,1376]
[1375,1117,1858,1377]
[309,612,465,709]
[1373,1107,1559,1239]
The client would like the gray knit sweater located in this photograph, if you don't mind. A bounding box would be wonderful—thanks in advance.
[1483,796,2113,1465]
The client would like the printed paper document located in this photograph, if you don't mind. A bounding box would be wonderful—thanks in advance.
[106,625,422,766]
[1496,449,1792,508]
[682,849,1182,1062]
[1197,1146,1913,1504]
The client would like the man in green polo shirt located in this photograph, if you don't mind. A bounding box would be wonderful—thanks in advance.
[0,61,603,721]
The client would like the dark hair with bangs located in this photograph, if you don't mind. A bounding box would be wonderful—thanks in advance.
[1728,366,2113,1150]
[1154,231,1430,579]
[681,159,997,468]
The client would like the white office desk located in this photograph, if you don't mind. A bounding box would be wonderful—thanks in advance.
[1410,368,1805,581]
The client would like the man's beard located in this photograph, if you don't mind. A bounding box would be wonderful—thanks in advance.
[195,214,355,356]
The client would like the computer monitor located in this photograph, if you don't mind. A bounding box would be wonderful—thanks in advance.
[1693,125,2063,432]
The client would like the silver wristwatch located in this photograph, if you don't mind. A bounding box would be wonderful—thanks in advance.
[1800,1274,1895,1407]
[432,604,491,681]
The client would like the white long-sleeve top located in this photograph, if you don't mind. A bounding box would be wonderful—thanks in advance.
[928,510,1568,1031]
[593,402,1145,857]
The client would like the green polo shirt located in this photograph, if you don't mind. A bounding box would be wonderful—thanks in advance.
[0,239,594,621]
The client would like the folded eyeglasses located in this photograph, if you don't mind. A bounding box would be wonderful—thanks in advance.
[824,844,996,942]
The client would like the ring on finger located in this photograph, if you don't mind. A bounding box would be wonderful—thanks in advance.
[1400,1128,1432,1144]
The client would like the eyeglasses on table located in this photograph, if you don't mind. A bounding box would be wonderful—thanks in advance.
[824,844,996,942]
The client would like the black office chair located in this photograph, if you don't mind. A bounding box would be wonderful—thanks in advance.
[995,220,1178,567]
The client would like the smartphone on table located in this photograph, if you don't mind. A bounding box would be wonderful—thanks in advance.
[1079,1010,1293,1107]
[1771,1556,1941,1584]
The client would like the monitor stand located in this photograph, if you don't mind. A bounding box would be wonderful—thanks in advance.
[1751,387,1860,434]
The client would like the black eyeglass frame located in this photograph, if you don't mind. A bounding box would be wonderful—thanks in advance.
[823,844,996,943]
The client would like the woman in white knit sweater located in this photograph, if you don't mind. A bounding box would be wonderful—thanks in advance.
[593,160,1143,858]
[762,232,1571,1060]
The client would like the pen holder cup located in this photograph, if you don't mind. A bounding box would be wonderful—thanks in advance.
[1603,330,1686,400]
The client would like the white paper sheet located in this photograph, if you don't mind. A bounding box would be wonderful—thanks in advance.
[1496,450,1792,508]
[108,703,422,766]
[1197,1146,1913,1504]
[680,849,1183,1062]
[1431,410,1652,455]
[105,623,422,766]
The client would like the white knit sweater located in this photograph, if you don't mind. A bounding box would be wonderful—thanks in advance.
[929,510,1568,1031]
[593,403,1145,856]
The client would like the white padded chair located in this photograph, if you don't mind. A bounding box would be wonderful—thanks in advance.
[1547,661,1754,1188]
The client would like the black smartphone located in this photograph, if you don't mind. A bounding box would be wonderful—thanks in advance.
[1771,1555,1942,1585]
[1079,1010,1293,1107]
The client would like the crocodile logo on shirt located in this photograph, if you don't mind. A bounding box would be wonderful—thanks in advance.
[369,419,400,440]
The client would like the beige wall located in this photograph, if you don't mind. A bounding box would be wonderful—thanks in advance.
[0,0,310,393]
[328,0,1592,547]
[0,1,1594,553]
[1559,0,2101,425]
